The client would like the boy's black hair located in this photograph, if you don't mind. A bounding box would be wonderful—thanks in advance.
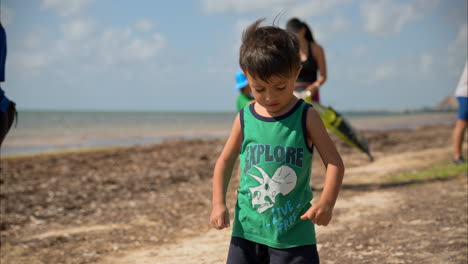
[239,18,301,82]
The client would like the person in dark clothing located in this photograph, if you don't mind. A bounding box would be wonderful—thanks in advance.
[286,18,327,103]
[0,22,17,153]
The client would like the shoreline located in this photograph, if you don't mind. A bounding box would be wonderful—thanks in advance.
[1,145,129,160]
[1,130,231,158]
[1,111,457,158]
[2,112,456,159]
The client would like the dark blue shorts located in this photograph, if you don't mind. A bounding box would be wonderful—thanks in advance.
[226,236,320,264]
[457,97,468,120]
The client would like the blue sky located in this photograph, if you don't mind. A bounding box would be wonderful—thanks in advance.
[1,0,467,111]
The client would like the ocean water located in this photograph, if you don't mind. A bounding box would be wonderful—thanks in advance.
[1,110,457,157]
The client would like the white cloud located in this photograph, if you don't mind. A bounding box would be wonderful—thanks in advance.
[329,15,351,32]
[287,0,352,19]
[373,64,397,81]
[419,54,434,74]
[448,23,468,57]
[61,19,96,40]
[9,28,50,69]
[135,19,154,33]
[14,52,48,68]
[447,23,468,76]
[202,0,353,18]
[0,6,15,25]
[41,0,94,17]
[19,30,47,50]
[361,0,415,36]
[202,0,296,14]
[66,26,166,67]
[353,46,367,57]
[312,15,351,43]
[360,0,440,36]
[119,34,166,61]
[12,20,167,69]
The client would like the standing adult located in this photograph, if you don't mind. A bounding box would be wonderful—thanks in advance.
[0,22,17,151]
[286,18,327,102]
[452,61,467,164]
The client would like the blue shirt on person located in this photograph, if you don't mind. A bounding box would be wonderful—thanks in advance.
[0,22,10,113]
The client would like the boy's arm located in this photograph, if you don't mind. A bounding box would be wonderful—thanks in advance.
[301,107,344,226]
[211,114,242,230]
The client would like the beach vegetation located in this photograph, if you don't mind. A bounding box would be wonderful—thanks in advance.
[388,161,467,183]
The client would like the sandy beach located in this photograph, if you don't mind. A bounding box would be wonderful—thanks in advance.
[1,124,467,264]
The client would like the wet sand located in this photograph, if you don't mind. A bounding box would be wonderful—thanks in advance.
[0,124,467,263]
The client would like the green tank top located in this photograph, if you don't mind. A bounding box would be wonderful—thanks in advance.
[232,99,316,248]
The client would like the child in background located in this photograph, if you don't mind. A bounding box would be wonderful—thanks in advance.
[210,19,344,263]
[233,71,254,112]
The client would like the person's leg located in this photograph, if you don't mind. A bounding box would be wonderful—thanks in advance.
[6,101,16,131]
[226,236,269,264]
[453,119,467,161]
[268,244,320,264]
[0,101,15,148]
[0,110,9,148]
[0,101,16,161]
[453,97,468,162]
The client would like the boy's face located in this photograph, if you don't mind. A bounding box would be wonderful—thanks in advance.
[246,68,300,114]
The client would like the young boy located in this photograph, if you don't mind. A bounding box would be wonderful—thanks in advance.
[210,19,344,263]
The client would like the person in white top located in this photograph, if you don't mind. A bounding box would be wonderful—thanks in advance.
[452,61,467,164]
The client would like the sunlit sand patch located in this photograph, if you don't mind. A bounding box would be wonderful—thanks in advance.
[100,228,231,264]
[26,224,129,241]
[344,146,453,184]
[24,215,160,241]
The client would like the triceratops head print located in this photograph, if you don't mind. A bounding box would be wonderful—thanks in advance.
[248,165,297,213]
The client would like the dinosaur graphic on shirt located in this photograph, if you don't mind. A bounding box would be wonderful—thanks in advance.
[247,165,297,213]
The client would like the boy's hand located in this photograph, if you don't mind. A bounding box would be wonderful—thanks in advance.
[300,201,333,226]
[210,204,230,230]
